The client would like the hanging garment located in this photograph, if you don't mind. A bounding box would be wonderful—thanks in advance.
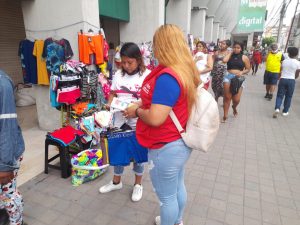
[49,75,61,108]
[57,86,81,105]
[18,39,37,84]
[33,40,49,85]
[81,71,98,100]
[78,33,104,65]
[42,38,73,74]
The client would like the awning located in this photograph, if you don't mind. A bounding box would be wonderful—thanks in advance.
[99,0,130,22]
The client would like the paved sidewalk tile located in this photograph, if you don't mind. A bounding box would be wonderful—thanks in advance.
[20,69,300,224]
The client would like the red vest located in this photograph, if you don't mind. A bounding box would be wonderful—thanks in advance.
[136,65,188,149]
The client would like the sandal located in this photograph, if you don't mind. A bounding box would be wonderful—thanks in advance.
[221,117,227,123]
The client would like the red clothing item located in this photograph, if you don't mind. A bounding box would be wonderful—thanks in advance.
[253,50,262,64]
[136,65,188,149]
[49,126,85,145]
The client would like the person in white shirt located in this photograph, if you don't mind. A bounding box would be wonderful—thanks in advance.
[99,42,150,201]
[193,41,213,89]
[273,47,300,118]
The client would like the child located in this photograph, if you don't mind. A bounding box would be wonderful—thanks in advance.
[99,42,150,202]
[273,47,300,118]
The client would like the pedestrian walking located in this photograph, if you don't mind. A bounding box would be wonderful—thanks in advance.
[99,43,150,202]
[222,42,251,122]
[125,24,200,225]
[194,41,213,90]
[211,39,231,102]
[0,70,26,225]
[264,43,284,100]
[273,47,300,118]
[252,47,262,75]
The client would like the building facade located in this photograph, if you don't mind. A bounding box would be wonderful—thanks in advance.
[0,0,243,84]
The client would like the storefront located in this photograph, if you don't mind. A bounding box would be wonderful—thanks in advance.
[99,0,130,48]
[0,0,26,84]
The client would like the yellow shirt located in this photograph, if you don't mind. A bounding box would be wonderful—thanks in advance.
[33,40,49,85]
[266,52,283,73]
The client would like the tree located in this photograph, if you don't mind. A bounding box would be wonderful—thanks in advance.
[262,37,276,47]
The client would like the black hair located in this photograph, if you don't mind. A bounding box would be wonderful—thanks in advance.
[0,208,10,225]
[196,41,209,53]
[287,47,299,58]
[120,42,146,75]
[233,41,244,52]
[225,39,231,47]
[109,42,114,49]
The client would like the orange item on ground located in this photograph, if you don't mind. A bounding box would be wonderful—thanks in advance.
[78,33,104,65]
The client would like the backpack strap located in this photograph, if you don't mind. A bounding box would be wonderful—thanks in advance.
[169,110,185,134]
[169,82,204,135]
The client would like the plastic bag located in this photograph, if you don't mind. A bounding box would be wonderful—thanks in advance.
[14,83,36,107]
[71,149,109,186]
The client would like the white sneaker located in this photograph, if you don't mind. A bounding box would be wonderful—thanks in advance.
[131,184,143,202]
[273,109,280,118]
[155,216,161,225]
[99,181,122,193]
[282,112,289,116]
[154,216,183,225]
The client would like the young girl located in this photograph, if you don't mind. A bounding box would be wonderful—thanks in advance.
[99,43,150,202]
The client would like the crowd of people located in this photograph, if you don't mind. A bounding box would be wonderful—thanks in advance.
[1,23,300,225]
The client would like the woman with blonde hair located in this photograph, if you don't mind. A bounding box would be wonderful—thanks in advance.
[125,24,200,225]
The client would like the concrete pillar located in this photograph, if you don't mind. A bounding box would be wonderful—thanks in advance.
[212,21,220,44]
[120,0,164,43]
[219,26,224,41]
[204,15,214,42]
[190,7,207,39]
[223,28,228,40]
[247,32,254,49]
[166,0,192,35]
[21,0,100,131]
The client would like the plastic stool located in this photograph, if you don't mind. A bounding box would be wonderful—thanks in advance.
[44,137,71,178]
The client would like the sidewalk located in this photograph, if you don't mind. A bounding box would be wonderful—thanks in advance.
[20,67,300,225]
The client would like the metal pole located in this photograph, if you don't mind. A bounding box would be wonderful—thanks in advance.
[277,0,287,43]
[285,0,300,51]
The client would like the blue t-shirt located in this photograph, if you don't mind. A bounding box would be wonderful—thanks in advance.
[152,73,180,107]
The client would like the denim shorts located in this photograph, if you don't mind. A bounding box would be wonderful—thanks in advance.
[223,73,236,83]
[264,71,279,85]
[223,73,246,88]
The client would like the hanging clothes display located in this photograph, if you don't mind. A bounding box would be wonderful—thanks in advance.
[33,40,49,85]
[42,38,73,74]
[18,39,37,84]
[78,33,104,65]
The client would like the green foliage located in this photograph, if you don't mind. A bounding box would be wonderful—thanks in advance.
[262,37,276,47]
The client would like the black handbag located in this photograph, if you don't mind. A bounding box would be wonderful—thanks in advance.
[230,76,245,96]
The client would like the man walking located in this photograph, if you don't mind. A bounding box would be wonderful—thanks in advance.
[0,69,26,225]
[273,47,300,118]
[264,43,284,100]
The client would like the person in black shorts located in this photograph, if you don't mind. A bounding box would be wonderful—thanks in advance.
[263,43,284,100]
